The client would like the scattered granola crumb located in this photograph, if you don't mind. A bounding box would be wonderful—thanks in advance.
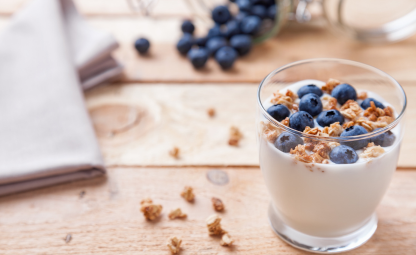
[358,91,368,100]
[322,95,338,110]
[181,186,195,202]
[281,117,290,126]
[260,122,281,142]
[286,89,298,101]
[360,144,385,158]
[140,198,163,220]
[64,233,72,243]
[207,108,216,117]
[228,126,243,146]
[220,234,234,246]
[169,147,180,158]
[167,237,182,254]
[168,208,187,220]
[212,197,225,212]
[343,121,355,129]
[322,78,340,94]
[322,159,329,164]
[206,214,226,235]
[384,106,394,117]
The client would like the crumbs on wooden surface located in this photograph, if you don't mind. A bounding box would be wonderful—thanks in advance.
[181,186,195,202]
[64,233,72,243]
[167,237,182,254]
[168,208,187,220]
[220,234,234,246]
[206,214,226,235]
[207,108,216,117]
[140,198,163,220]
[169,147,180,158]
[228,126,243,146]
[211,197,225,212]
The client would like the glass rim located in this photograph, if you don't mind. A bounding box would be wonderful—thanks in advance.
[257,58,407,142]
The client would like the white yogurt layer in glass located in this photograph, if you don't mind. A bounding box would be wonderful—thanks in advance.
[259,79,402,237]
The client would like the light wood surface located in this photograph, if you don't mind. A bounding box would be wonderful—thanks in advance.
[0,167,416,254]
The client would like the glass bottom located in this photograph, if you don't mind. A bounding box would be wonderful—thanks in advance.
[268,204,377,254]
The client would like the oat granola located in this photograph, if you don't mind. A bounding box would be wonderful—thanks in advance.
[212,197,225,212]
[206,214,226,235]
[220,234,234,246]
[357,91,368,100]
[229,126,243,146]
[169,147,180,158]
[167,237,182,254]
[181,186,195,202]
[360,143,385,158]
[322,78,340,94]
[321,95,338,111]
[281,117,290,126]
[140,198,163,221]
[168,208,187,220]
[260,121,281,143]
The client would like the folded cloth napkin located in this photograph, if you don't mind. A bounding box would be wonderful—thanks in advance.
[0,0,122,196]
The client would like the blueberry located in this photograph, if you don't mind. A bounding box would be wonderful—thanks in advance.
[331,83,357,105]
[207,25,224,39]
[361,98,385,109]
[371,128,396,147]
[274,132,304,153]
[195,37,208,47]
[316,110,344,127]
[330,145,358,164]
[229,0,236,2]
[230,34,252,56]
[206,37,228,55]
[235,11,250,22]
[297,84,323,98]
[267,4,277,20]
[176,34,193,55]
[224,20,240,39]
[251,5,267,19]
[134,38,150,54]
[181,20,195,34]
[340,125,369,150]
[289,111,314,132]
[215,46,238,70]
[187,48,209,69]
[236,0,252,12]
[299,93,323,117]
[212,5,231,24]
[267,104,291,122]
[240,16,262,35]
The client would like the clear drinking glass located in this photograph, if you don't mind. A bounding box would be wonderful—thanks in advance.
[256,58,406,253]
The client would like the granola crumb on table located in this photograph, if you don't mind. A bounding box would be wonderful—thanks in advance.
[140,198,163,220]
[228,126,243,146]
[169,147,180,158]
[167,237,182,254]
[206,214,226,235]
[181,186,195,202]
[212,197,225,212]
[168,208,187,219]
[220,234,234,246]
[207,108,215,117]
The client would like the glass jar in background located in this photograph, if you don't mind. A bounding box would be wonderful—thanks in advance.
[128,0,416,43]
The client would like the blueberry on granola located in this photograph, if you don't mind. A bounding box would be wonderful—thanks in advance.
[275,132,304,153]
[267,104,291,122]
[340,125,369,150]
[330,145,358,164]
[371,128,396,147]
[331,83,357,105]
[361,98,385,109]
[289,111,314,132]
[297,84,323,98]
[299,93,323,117]
[317,110,344,127]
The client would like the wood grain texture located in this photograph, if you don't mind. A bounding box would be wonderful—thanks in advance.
[0,167,415,254]
[85,83,416,168]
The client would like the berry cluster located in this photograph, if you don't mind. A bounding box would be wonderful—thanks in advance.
[176,1,278,70]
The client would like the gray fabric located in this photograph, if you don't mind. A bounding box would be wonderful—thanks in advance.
[0,0,121,195]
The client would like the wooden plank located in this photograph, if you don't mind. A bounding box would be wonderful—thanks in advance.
[0,167,415,254]
[85,83,416,168]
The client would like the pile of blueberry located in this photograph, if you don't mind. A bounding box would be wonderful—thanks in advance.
[176,0,277,70]
[267,83,396,164]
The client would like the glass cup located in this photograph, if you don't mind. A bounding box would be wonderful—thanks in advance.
[256,58,406,253]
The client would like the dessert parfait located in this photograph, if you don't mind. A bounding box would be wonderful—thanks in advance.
[257,59,406,253]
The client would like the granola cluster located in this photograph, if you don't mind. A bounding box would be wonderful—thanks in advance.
[181,186,195,202]
[270,89,299,111]
[360,142,385,158]
[167,237,182,254]
[206,214,227,235]
[228,126,243,146]
[168,208,187,220]
[140,198,163,221]
[212,197,225,212]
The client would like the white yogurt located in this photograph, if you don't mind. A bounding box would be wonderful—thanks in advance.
[260,80,402,237]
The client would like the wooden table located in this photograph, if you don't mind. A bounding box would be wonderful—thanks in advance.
[1,1,416,254]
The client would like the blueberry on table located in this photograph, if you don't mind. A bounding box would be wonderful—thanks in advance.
[267,104,291,122]
[361,98,385,109]
[176,34,194,55]
[274,132,304,153]
[181,20,195,34]
[224,20,241,39]
[331,83,357,105]
[212,5,231,24]
[195,37,208,47]
[206,37,228,55]
[340,125,369,150]
[299,93,323,117]
[317,110,344,127]
[215,46,238,70]
[235,11,249,22]
[207,25,224,39]
[289,111,315,132]
[187,48,209,69]
[267,4,277,20]
[251,5,267,19]
[240,16,262,35]
[371,128,396,147]
[230,34,252,56]
[297,84,323,98]
[236,0,252,12]
[134,38,150,54]
[330,145,358,164]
